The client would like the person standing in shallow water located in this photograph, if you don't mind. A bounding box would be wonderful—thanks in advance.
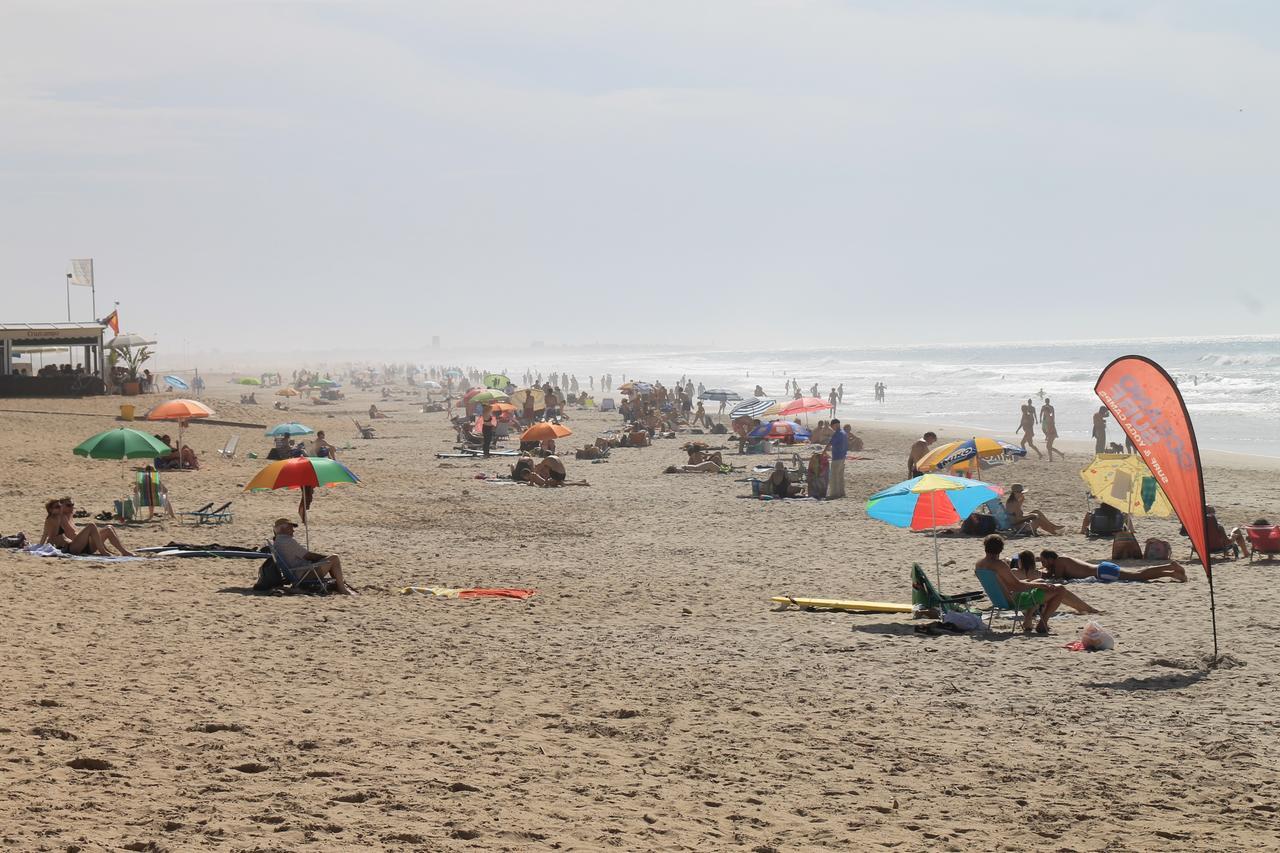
[1016,398,1043,459]
[1040,398,1064,461]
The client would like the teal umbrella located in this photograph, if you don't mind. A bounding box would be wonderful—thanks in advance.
[74,428,172,460]
[266,422,315,437]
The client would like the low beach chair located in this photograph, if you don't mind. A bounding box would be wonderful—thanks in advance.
[1247,525,1280,563]
[181,501,233,526]
[911,564,984,617]
[217,434,239,459]
[984,499,1034,537]
[353,419,376,439]
[267,539,332,594]
[974,568,1033,633]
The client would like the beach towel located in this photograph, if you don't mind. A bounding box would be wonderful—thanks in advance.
[399,586,536,599]
[21,543,149,562]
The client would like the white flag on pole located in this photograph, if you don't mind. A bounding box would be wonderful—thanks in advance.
[68,258,94,287]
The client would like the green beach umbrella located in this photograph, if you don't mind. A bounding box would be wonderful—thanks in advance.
[266,422,315,437]
[469,389,510,406]
[237,377,262,385]
[74,428,172,460]
[484,373,511,389]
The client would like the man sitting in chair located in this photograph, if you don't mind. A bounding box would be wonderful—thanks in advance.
[272,518,356,595]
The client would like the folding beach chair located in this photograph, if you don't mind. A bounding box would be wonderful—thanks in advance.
[353,419,376,439]
[974,568,1034,633]
[910,563,985,617]
[217,434,239,459]
[1247,525,1280,563]
[267,539,332,594]
[984,499,1034,538]
[181,501,233,525]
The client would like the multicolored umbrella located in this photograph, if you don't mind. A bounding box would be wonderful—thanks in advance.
[915,437,1027,474]
[266,422,315,437]
[522,422,573,441]
[778,396,833,418]
[244,457,360,547]
[748,419,811,441]
[867,473,1003,589]
[1081,453,1172,518]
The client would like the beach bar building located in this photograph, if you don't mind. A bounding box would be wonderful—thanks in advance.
[0,322,108,397]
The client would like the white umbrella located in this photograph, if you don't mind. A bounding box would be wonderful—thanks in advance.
[108,333,157,349]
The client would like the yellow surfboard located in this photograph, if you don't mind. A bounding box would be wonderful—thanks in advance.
[771,596,912,613]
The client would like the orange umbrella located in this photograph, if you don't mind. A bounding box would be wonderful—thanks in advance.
[489,402,517,415]
[521,422,572,441]
[145,398,215,470]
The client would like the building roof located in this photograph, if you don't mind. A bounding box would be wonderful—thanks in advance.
[0,322,107,346]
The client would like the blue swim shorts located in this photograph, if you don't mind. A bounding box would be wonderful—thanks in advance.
[1097,561,1121,583]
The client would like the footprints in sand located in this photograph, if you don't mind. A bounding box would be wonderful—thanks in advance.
[66,757,115,771]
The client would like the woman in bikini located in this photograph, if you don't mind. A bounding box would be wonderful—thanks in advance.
[39,498,109,556]
[59,498,134,556]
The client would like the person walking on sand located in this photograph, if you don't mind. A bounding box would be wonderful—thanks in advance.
[1039,398,1064,461]
[1092,406,1109,454]
[826,418,848,499]
[1016,399,1043,459]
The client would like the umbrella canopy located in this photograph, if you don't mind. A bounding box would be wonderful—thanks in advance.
[236,377,262,386]
[748,419,811,441]
[866,474,1001,531]
[778,396,833,417]
[445,368,464,378]
[309,378,339,387]
[107,333,156,349]
[74,428,172,460]
[146,399,214,422]
[915,437,1027,474]
[489,402,517,415]
[1081,453,1173,517]
[466,389,509,407]
[699,388,743,402]
[510,388,546,410]
[483,373,511,389]
[730,397,778,419]
[266,422,315,437]
[522,422,573,441]
[276,387,300,397]
[162,375,189,391]
[244,457,360,492]
[421,380,443,391]
[618,381,654,395]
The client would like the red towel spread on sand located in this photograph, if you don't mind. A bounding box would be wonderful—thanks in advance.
[457,588,536,600]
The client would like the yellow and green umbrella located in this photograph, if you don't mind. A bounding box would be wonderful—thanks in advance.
[1081,453,1172,517]
[914,436,1027,474]
[483,373,510,389]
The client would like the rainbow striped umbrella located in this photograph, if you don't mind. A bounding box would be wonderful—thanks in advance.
[244,457,359,548]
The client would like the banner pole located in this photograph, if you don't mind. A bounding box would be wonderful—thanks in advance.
[1208,575,1219,662]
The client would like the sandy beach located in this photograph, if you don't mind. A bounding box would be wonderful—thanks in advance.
[1,383,1278,852]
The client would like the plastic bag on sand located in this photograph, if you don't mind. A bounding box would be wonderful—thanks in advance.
[1080,620,1115,651]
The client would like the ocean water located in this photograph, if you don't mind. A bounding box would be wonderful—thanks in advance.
[539,336,1280,458]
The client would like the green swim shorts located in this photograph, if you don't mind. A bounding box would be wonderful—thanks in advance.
[1014,588,1046,610]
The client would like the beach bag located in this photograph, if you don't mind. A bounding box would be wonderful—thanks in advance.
[1080,621,1115,651]
[0,533,27,549]
[962,513,997,536]
[253,557,285,592]
[1111,531,1142,561]
[1144,538,1172,560]
[1090,504,1127,535]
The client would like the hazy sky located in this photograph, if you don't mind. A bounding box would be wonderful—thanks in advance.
[2,0,1277,357]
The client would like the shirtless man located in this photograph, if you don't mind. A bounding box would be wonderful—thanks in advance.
[1009,550,1101,613]
[1016,399,1043,459]
[1092,406,1109,454]
[1039,398,1064,461]
[976,534,1074,634]
[313,430,337,458]
[1038,550,1186,583]
[908,431,937,478]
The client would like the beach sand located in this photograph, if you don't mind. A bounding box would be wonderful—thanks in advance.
[2,386,1278,851]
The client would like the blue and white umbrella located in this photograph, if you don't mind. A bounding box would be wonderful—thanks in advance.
[730,397,777,419]
[163,375,189,391]
[699,388,743,402]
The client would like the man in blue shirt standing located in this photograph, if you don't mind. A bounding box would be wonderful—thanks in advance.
[827,418,848,499]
